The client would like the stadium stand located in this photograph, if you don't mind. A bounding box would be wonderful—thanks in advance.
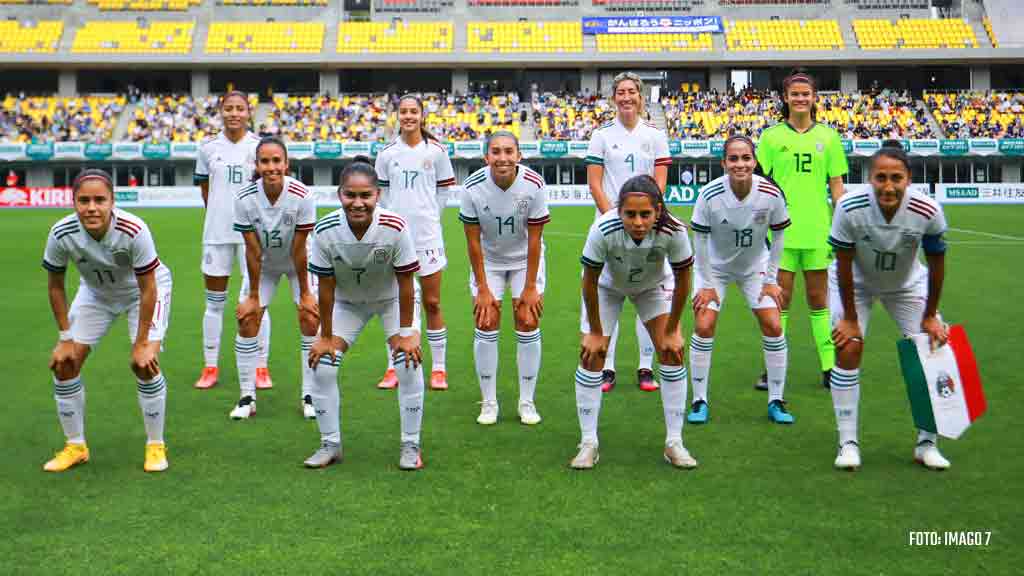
[533,92,614,140]
[469,0,576,5]
[592,0,696,12]
[222,0,326,5]
[337,21,453,53]
[595,32,713,53]
[0,20,63,54]
[984,17,997,48]
[724,19,844,51]
[88,0,200,10]
[72,21,195,54]
[374,0,451,13]
[0,0,71,4]
[126,94,239,142]
[206,22,324,53]
[925,91,1024,138]
[853,18,979,50]
[421,92,521,140]
[466,21,582,53]
[0,95,125,143]
[722,1,828,4]
[263,94,392,142]
[846,0,929,9]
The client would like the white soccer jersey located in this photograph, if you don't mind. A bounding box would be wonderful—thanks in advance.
[308,207,420,304]
[828,188,947,293]
[580,210,694,296]
[375,137,456,250]
[43,208,168,301]
[584,117,671,210]
[459,165,551,271]
[195,131,259,245]
[233,175,316,273]
[690,174,791,277]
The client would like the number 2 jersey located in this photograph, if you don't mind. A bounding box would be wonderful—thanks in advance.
[828,189,947,293]
[194,131,260,245]
[374,137,456,251]
[43,208,169,301]
[232,175,316,273]
[308,208,420,303]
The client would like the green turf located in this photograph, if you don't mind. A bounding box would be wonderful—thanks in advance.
[1,205,1018,574]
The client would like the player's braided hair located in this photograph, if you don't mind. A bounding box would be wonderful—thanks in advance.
[618,174,682,235]
[72,168,114,197]
[397,94,439,144]
[872,139,912,173]
[339,155,379,191]
[251,136,288,182]
[780,68,818,121]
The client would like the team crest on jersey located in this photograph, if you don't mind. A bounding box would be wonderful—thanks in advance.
[816,142,825,153]
[113,250,130,267]
[646,247,664,262]
[753,209,769,224]
[374,248,389,264]
[423,158,433,171]
[517,200,529,215]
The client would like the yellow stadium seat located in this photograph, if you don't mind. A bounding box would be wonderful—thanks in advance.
[72,21,194,54]
[0,21,63,53]
[86,0,200,10]
[466,21,581,53]
[1,95,125,142]
[206,22,324,53]
[725,20,843,51]
[853,19,978,50]
[337,21,452,53]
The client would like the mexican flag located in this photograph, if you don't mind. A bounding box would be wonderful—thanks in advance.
[897,324,986,439]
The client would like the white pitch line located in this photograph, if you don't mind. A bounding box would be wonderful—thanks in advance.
[947,227,1024,241]
[946,240,1024,246]
[545,231,588,238]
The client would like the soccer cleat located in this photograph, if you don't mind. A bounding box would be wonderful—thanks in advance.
[143,442,168,473]
[914,441,951,471]
[663,440,698,469]
[377,368,398,390]
[834,442,861,471]
[304,442,341,468]
[637,368,660,392]
[229,396,256,420]
[43,442,89,472]
[768,400,795,424]
[569,441,600,470]
[302,395,316,420]
[822,369,832,390]
[194,366,219,389]
[255,367,273,390]
[398,441,423,470]
[476,401,499,425]
[687,400,710,424]
[429,370,448,391]
[754,372,768,391]
[518,401,542,426]
[600,369,616,393]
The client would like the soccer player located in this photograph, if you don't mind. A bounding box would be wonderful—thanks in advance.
[828,141,951,471]
[305,158,426,470]
[374,95,457,392]
[194,91,273,391]
[687,135,793,425]
[755,69,848,391]
[460,131,550,426]
[230,137,318,420]
[571,175,695,470]
[585,71,672,393]
[42,169,173,472]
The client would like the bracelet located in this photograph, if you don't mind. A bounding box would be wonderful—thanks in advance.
[399,327,417,338]
[59,329,72,342]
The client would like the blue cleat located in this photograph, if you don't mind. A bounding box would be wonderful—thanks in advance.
[768,400,795,424]
[687,400,709,424]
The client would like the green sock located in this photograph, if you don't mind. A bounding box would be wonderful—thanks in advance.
[780,309,789,336]
[809,308,835,372]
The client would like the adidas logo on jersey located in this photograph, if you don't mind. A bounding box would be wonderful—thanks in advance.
[721,218,729,224]
[862,235,872,242]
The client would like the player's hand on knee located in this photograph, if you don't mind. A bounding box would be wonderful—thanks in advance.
[308,337,336,370]
[579,333,609,368]
[692,288,720,312]
[298,292,319,319]
[393,333,422,369]
[760,283,783,310]
[832,319,862,350]
[517,285,543,321]
[474,289,499,330]
[921,315,948,351]
[49,340,78,373]
[236,295,261,322]
[659,331,686,365]
[131,342,159,377]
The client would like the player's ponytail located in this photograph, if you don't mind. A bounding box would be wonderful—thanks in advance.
[871,138,911,173]
[72,168,114,198]
[780,68,817,121]
[618,174,680,234]
[398,94,439,143]
[339,155,379,190]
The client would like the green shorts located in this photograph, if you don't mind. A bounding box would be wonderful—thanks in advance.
[780,247,832,273]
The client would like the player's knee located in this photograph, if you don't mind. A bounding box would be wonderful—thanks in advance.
[694,315,716,339]
[298,312,318,336]
[238,317,260,338]
[806,287,828,308]
[836,342,863,368]
[476,317,499,332]
[761,319,783,338]
[422,294,442,317]
[130,359,157,380]
[52,360,81,381]
[515,316,538,332]
[579,351,604,372]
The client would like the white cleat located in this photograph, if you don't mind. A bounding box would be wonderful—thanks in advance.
[914,441,950,471]
[229,396,256,420]
[570,441,600,470]
[518,401,542,425]
[302,395,316,420]
[834,442,861,471]
[663,440,698,469]
[477,401,499,425]
[304,442,341,468]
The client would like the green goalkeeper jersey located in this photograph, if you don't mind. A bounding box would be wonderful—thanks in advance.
[757,122,848,249]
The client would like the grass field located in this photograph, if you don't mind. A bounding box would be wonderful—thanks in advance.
[1,204,1019,575]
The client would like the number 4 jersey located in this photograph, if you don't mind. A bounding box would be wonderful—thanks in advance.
[233,176,316,273]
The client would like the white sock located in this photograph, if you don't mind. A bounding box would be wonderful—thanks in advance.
[474,329,499,403]
[575,366,603,445]
[763,335,788,403]
[689,334,713,403]
[917,430,938,445]
[300,335,316,398]
[257,311,270,369]
[516,329,541,405]
[426,327,447,372]
[235,335,260,398]
[393,350,424,444]
[136,373,167,444]
[53,375,85,444]
[311,349,343,445]
[830,366,860,446]
[659,364,688,444]
[602,322,619,372]
[202,290,226,367]
[636,315,655,371]
[384,343,395,371]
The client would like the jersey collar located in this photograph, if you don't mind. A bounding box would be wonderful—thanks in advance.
[784,120,817,135]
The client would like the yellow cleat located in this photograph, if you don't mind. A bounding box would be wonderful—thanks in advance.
[43,443,89,472]
[144,442,168,473]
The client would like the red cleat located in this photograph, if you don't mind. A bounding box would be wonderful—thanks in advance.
[637,368,660,392]
[430,370,448,391]
[377,368,398,390]
[601,369,616,393]
[255,367,274,390]
[194,366,219,389]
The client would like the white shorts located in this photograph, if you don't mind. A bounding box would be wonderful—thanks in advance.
[828,269,934,337]
[468,257,547,300]
[692,268,776,313]
[579,281,674,334]
[201,243,244,278]
[332,298,419,348]
[256,269,303,308]
[69,266,173,345]
[417,246,447,278]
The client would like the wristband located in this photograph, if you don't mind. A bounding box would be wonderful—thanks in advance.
[399,327,417,338]
[59,329,72,342]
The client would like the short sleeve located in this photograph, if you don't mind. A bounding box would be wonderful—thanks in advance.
[828,209,855,251]
[131,222,161,275]
[374,152,391,208]
[194,143,210,184]
[307,231,334,277]
[927,203,948,237]
[585,130,605,167]
[827,131,849,179]
[527,182,550,226]
[458,187,479,225]
[434,146,456,189]
[392,226,420,274]
[653,130,672,167]
[689,189,711,234]
[769,196,792,231]
[667,227,694,270]
[42,229,69,274]
[580,219,607,269]
[232,196,253,233]
[755,131,775,176]
[296,195,316,231]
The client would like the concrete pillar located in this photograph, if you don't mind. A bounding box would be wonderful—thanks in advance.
[1004,159,1021,183]
[841,68,857,93]
[971,66,991,91]
[581,69,598,96]
[191,70,210,98]
[27,165,51,187]
[319,70,339,96]
[58,71,75,97]
[452,69,469,95]
[709,68,728,92]
[314,163,333,187]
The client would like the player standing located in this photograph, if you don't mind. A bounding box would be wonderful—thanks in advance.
[584,72,672,393]
[460,131,549,426]
[374,95,457,391]
[193,91,273,390]
[42,169,173,472]
[571,175,695,470]
[230,137,319,420]
[828,142,951,471]
[305,158,426,470]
